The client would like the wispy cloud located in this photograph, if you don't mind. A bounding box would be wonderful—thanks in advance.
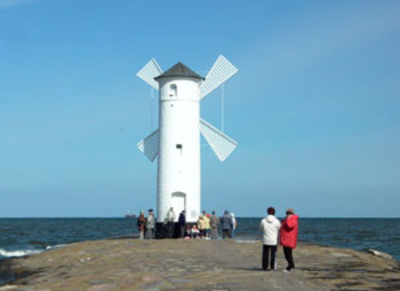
[0,0,35,11]
[240,2,400,85]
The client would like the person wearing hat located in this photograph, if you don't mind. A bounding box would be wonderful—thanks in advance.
[279,208,299,272]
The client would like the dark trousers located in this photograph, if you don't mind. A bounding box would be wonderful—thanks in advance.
[283,247,295,270]
[262,245,277,270]
[222,229,232,239]
[180,226,185,238]
[167,222,174,238]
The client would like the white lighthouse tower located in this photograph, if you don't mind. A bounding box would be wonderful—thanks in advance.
[136,55,238,228]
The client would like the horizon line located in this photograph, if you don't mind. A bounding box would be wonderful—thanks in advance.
[0,216,399,219]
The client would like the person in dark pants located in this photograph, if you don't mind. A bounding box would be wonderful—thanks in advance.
[137,210,146,240]
[220,210,233,239]
[260,207,281,271]
[283,247,295,271]
[164,207,176,238]
[178,210,186,238]
[279,208,299,272]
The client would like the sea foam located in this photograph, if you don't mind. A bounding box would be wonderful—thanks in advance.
[0,244,70,259]
[45,244,70,251]
[0,248,42,258]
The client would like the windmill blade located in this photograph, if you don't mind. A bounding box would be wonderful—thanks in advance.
[200,119,238,162]
[200,55,238,99]
[137,59,163,90]
[137,129,160,162]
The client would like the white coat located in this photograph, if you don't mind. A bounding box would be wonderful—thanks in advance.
[260,215,281,245]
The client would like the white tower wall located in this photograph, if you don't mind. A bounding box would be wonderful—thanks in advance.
[157,77,202,223]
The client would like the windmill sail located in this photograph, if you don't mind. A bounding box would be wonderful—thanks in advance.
[137,129,160,162]
[200,119,238,162]
[200,55,238,99]
[137,59,163,90]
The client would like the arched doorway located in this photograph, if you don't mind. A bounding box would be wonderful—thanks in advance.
[171,192,186,217]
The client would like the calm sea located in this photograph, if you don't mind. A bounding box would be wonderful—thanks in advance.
[0,218,399,262]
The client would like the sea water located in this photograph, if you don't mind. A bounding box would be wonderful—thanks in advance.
[0,218,399,261]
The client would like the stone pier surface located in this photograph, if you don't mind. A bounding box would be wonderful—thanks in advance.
[1,239,400,291]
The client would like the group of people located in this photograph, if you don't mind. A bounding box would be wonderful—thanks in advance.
[136,206,299,273]
[179,209,237,239]
[136,209,156,239]
[137,207,238,240]
[260,207,299,272]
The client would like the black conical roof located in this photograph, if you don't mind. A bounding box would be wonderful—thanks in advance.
[155,62,204,80]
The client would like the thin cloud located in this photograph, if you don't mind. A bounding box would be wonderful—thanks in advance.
[0,0,36,11]
[241,2,400,84]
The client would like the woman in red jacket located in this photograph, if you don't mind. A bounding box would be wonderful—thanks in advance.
[279,208,299,272]
[137,211,146,240]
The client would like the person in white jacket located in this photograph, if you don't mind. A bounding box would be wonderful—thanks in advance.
[260,207,281,271]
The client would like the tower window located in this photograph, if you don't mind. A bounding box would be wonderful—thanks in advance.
[176,144,182,149]
[169,84,177,97]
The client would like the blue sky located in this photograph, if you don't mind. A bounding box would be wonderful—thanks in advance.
[1,0,399,217]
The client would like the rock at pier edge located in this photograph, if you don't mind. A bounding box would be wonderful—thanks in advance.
[1,239,400,291]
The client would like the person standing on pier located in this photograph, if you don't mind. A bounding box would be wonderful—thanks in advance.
[260,207,281,271]
[220,210,233,239]
[197,214,206,237]
[145,209,155,239]
[210,211,219,239]
[165,207,176,238]
[202,210,211,238]
[137,210,146,240]
[280,208,299,272]
[178,210,186,238]
[231,213,237,238]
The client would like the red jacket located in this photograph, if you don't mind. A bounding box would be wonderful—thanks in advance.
[137,214,146,232]
[279,214,299,249]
